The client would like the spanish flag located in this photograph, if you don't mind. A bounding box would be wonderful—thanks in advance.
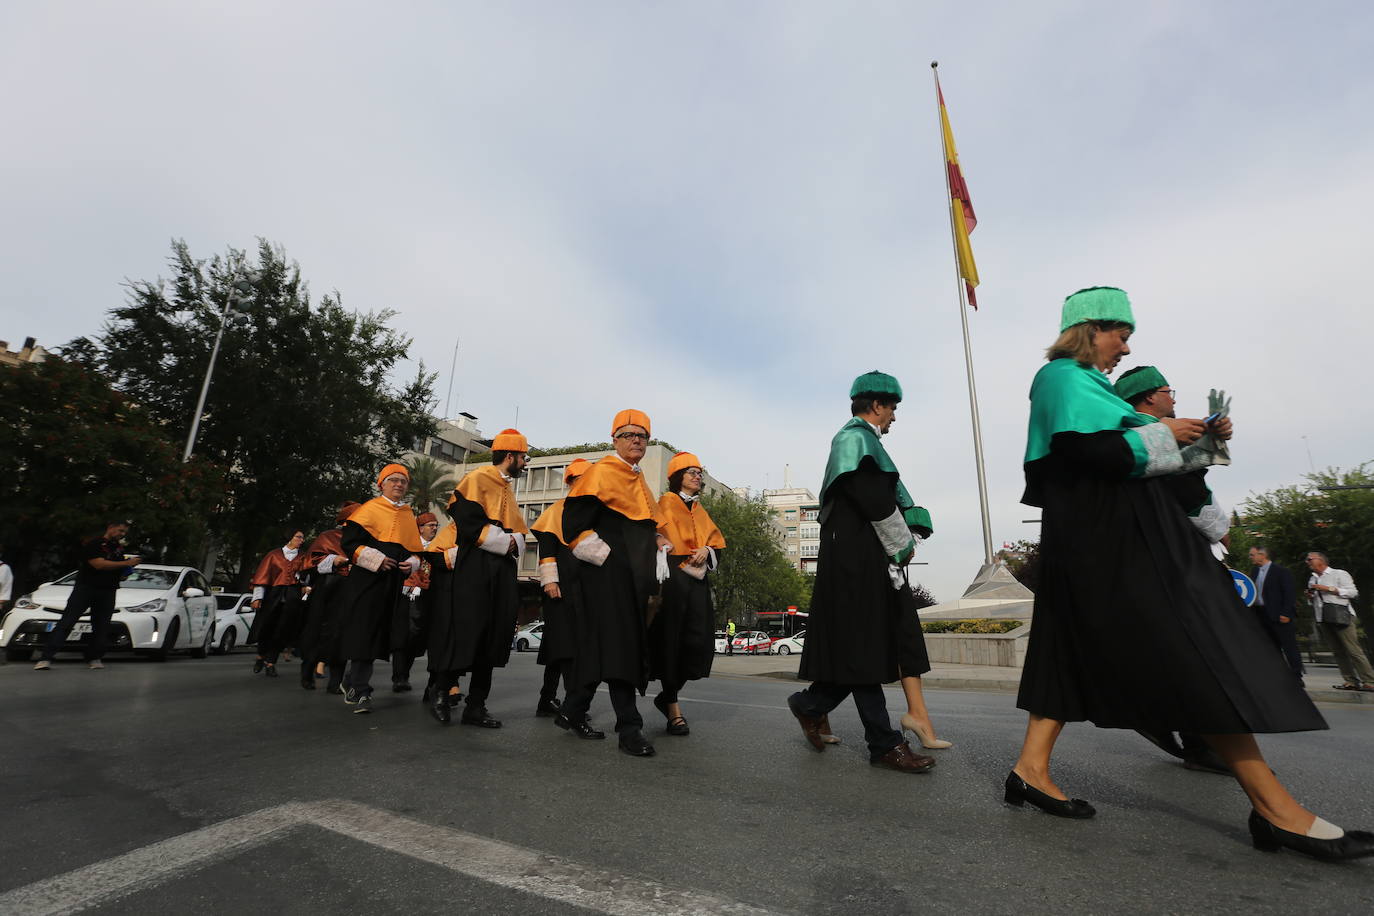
[937,77,980,308]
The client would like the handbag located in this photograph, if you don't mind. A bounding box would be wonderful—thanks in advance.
[1321,600,1352,628]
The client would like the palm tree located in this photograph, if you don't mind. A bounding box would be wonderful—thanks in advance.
[406,456,455,516]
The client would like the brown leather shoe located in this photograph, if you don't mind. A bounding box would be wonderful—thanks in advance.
[818,714,841,745]
[787,695,827,752]
[870,742,935,774]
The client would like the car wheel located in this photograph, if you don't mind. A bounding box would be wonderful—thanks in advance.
[778,645,790,656]
[190,628,210,659]
[219,628,237,655]
[5,646,32,662]
[149,618,179,662]
[516,639,529,652]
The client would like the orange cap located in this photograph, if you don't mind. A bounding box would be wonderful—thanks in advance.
[415,512,437,526]
[376,463,410,488]
[492,428,528,452]
[564,458,591,484]
[667,452,702,478]
[611,409,651,437]
[335,501,362,524]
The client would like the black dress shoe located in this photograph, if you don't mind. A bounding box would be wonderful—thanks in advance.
[1004,771,1095,819]
[429,697,451,725]
[446,692,463,708]
[325,685,343,695]
[460,708,502,728]
[618,731,656,757]
[421,686,432,704]
[252,659,265,674]
[300,678,316,690]
[1249,810,1374,861]
[536,697,562,717]
[554,714,606,739]
[392,681,412,693]
[264,664,279,678]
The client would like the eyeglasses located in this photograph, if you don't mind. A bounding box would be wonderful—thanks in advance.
[615,432,650,442]
[381,475,408,484]
[683,468,704,476]
[1157,388,1176,399]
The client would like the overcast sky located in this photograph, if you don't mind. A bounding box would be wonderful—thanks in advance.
[4,1,1372,600]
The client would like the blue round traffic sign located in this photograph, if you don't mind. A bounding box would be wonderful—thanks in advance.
[1230,569,1257,607]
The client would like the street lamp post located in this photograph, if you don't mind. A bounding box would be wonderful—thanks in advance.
[182,268,257,463]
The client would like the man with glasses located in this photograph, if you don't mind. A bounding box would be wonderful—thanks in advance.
[556,410,669,757]
[1305,552,1372,691]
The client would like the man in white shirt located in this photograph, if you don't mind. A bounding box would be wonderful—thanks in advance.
[1305,551,1373,691]
[0,551,13,613]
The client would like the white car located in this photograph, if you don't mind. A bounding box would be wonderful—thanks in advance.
[730,630,773,655]
[714,630,729,654]
[512,622,544,652]
[1,564,217,662]
[210,593,257,655]
[770,632,805,656]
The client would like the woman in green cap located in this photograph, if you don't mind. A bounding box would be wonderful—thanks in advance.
[1006,287,1372,862]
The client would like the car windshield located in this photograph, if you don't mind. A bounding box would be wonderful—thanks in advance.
[120,569,180,590]
[216,595,243,610]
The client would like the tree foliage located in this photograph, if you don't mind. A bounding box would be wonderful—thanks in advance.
[1001,538,1042,593]
[0,357,223,592]
[405,455,455,518]
[1231,463,1374,645]
[701,493,810,626]
[66,239,436,585]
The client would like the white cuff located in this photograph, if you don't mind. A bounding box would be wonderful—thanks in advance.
[871,509,912,557]
[252,586,265,601]
[1190,498,1231,543]
[513,535,526,562]
[317,555,338,574]
[355,546,387,572]
[572,533,610,566]
[679,562,707,581]
[477,525,512,555]
[706,546,718,570]
[655,547,670,583]
[1133,423,1184,477]
[538,562,560,586]
[444,546,458,568]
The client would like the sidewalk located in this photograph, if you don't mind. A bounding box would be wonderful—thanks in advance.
[710,653,1374,705]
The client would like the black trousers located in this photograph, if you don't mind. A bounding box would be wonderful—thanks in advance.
[658,676,687,704]
[562,680,642,735]
[42,584,117,661]
[1275,621,1305,676]
[790,682,901,758]
[540,660,571,702]
[391,649,415,685]
[464,664,494,709]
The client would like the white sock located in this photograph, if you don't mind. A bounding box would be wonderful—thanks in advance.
[1306,816,1345,840]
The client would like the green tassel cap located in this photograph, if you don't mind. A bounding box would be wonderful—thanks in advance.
[1060,286,1135,332]
[1113,365,1168,403]
[850,370,903,401]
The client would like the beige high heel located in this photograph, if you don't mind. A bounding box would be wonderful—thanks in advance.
[901,714,952,749]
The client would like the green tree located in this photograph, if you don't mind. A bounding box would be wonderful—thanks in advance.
[0,356,223,593]
[1001,538,1042,593]
[406,455,455,517]
[700,493,810,627]
[67,239,437,586]
[1231,463,1374,651]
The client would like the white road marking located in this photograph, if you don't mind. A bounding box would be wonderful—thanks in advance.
[0,800,782,916]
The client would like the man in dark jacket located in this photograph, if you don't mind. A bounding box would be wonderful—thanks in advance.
[1251,546,1302,679]
[788,372,936,774]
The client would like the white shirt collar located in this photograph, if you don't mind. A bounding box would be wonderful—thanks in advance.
[613,454,642,474]
[864,419,883,437]
[383,496,407,508]
[679,492,698,504]
[282,546,299,560]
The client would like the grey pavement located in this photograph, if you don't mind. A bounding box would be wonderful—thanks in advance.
[2,649,1373,915]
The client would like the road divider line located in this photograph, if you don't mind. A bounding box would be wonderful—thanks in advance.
[0,800,783,916]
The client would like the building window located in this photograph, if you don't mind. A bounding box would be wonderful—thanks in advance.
[801,544,819,558]
[787,544,798,554]
[801,508,818,521]
[784,509,797,520]
[786,526,797,536]
[800,524,819,539]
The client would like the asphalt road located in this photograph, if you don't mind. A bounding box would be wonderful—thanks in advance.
[3,650,1373,915]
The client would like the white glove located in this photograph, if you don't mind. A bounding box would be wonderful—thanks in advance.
[655,546,670,584]
[887,564,905,590]
[1194,388,1232,465]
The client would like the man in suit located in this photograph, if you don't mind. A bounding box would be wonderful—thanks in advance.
[1250,546,1303,680]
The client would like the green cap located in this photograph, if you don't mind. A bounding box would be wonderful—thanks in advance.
[1060,286,1135,332]
[850,370,903,402]
[1113,365,1168,403]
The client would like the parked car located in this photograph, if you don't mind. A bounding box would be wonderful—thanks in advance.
[714,631,730,654]
[512,622,544,652]
[209,592,256,654]
[730,630,773,655]
[769,632,805,656]
[1,565,218,662]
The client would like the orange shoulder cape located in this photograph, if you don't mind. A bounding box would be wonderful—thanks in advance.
[454,465,529,534]
[657,493,726,553]
[567,455,664,525]
[430,521,457,552]
[346,497,424,551]
[530,499,567,543]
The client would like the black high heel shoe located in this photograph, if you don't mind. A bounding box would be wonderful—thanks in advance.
[1004,771,1095,819]
[1248,810,1374,861]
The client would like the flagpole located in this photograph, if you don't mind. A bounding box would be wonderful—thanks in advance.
[932,61,994,566]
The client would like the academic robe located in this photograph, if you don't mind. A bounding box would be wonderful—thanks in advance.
[427,466,526,674]
[298,528,350,664]
[334,497,426,662]
[650,492,726,685]
[392,539,433,659]
[798,433,934,686]
[531,501,580,667]
[562,455,665,692]
[247,547,305,650]
[1016,358,1324,733]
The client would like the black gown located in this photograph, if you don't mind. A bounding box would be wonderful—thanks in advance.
[335,521,416,662]
[562,495,657,692]
[799,459,931,686]
[649,554,719,686]
[533,530,580,668]
[426,499,518,675]
[1017,430,1325,733]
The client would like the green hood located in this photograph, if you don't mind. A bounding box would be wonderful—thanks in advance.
[1024,359,1148,464]
[820,417,933,534]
